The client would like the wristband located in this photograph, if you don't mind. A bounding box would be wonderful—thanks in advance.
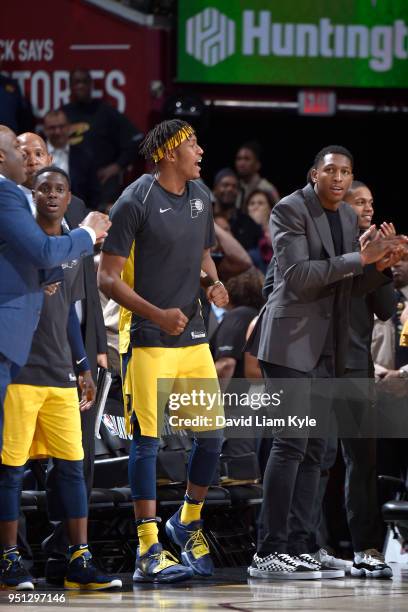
[211,280,224,288]
[75,356,91,374]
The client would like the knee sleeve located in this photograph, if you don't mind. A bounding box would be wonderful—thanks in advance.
[46,459,87,521]
[128,435,160,500]
[0,464,25,521]
[188,434,223,487]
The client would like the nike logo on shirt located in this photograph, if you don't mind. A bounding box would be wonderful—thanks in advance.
[76,357,87,365]
[159,208,172,213]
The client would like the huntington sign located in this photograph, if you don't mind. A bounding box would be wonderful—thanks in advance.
[178,1,408,87]
[186,8,235,66]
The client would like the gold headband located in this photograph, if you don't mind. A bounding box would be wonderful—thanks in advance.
[152,126,194,163]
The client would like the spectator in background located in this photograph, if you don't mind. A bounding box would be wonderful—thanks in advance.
[234,141,280,210]
[0,70,34,134]
[43,109,100,210]
[246,189,275,270]
[63,69,143,204]
[373,254,408,508]
[212,268,265,386]
[17,132,52,213]
[212,268,265,456]
[212,168,263,260]
[212,217,252,281]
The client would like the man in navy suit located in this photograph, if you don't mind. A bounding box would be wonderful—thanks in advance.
[0,125,111,451]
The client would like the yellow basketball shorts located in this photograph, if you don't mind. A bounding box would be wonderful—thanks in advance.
[1,385,84,466]
[123,343,224,438]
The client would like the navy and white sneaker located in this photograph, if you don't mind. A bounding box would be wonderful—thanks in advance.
[352,549,393,579]
[0,550,34,590]
[165,509,214,576]
[296,553,344,579]
[64,547,122,590]
[248,553,322,580]
[133,543,193,583]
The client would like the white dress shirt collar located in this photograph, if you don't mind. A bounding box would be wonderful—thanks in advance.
[18,184,36,216]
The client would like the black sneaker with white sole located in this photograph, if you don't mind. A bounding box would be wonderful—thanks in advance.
[296,553,345,579]
[0,550,34,590]
[248,553,321,580]
[352,550,393,579]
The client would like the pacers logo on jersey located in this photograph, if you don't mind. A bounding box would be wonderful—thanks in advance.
[62,258,79,270]
[190,198,204,218]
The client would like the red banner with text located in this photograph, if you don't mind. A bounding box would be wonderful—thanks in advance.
[0,0,168,131]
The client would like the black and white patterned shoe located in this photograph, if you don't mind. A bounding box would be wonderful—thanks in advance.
[296,553,344,579]
[248,553,321,580]
[351,550,393,579]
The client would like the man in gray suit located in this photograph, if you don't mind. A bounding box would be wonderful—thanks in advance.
[248,145,407,580]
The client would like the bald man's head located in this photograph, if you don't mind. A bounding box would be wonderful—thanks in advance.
[17,132,53,188]
[0,125,26,184]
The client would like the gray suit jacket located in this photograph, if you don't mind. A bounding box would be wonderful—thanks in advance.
[253,183,390,375]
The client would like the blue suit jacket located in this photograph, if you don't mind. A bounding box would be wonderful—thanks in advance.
[0,176,94,366]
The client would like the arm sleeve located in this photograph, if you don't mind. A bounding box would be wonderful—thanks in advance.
[0,182,93,268]
[67,303,90,373]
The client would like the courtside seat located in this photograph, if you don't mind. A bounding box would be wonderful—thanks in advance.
[21,490,47,513]
[225,484,263,506]
[219,452,263,506]
[161,433,192,452]
[219,452,261,484]
[88,488,117,511]
[380,474,408,557]
[382,500,408,522]
[156,433,192,485]
[33,490,47,512]
[110,486,132,509]
[20,491,38,513]
[157,449,187,485]
[379,474,408,524]
[94,455,129,488]
[378,474,406,488]
[94,433,129,489]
